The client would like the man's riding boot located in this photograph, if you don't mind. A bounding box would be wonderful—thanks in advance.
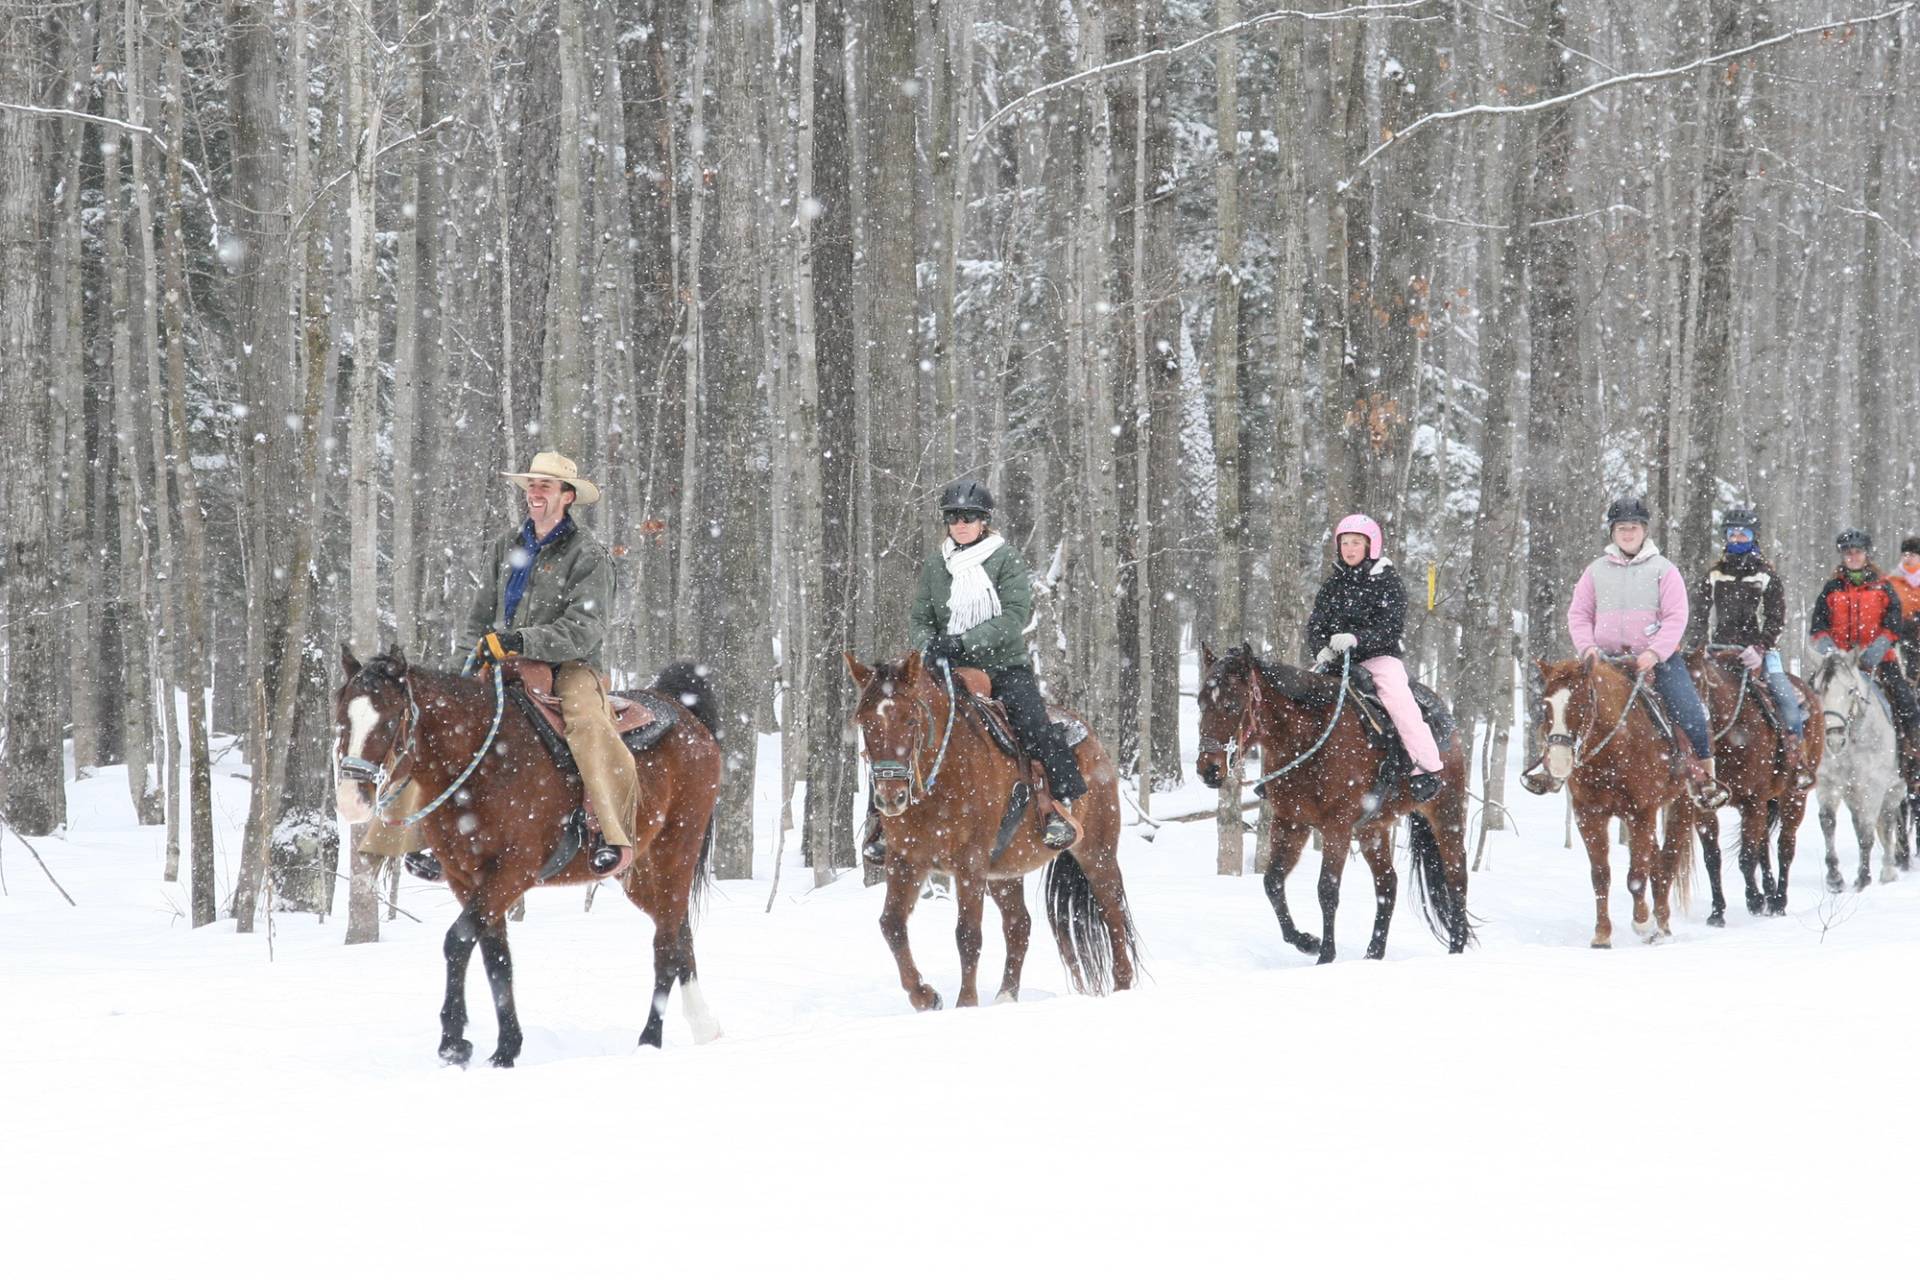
[1408,770,1444,803]
[404,851,445,882]
[1782,733,1815,791]
[1518,759,1563,795]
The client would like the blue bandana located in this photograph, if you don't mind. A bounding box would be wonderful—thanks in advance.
[503,516,573,626]
[1725,529,1755,556]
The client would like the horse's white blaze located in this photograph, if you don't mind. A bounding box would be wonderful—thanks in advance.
[334,696,381,820]
[681,978,723,1044]
[1545,689,1575,778]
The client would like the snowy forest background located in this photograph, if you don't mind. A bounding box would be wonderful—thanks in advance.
[2,0,1915,938]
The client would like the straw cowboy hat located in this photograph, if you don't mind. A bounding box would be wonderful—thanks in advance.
[501,450,600,506]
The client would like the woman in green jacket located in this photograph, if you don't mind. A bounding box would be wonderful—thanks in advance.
[906,478,1085,849]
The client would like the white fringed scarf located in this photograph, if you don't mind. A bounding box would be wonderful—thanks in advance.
[942,533,1006,635]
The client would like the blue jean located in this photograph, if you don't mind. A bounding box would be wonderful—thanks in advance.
[1761,650,1806,737]
[1649,652,1713,759]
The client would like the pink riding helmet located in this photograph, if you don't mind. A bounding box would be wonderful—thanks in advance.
[1334,513,1382,560]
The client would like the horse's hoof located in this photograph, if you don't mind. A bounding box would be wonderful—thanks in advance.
[488,1051,517,1069]
[1590,939,1612,950]
[993,988,1019,1005]
[1288,934,1321,955]
[1707,911,1726,928]
[1855,876,1872,892]
[438,1039,472,1067]
[1364,947,1386,960]
[1826,875,1846,894]
[956,992,980,1009]
[910,986,943,1012]
[1315,951,1336,966]
[1766,897,1787,916]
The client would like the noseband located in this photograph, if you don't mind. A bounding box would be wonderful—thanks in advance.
[1820,666,1867,752]
[861,662,958,803]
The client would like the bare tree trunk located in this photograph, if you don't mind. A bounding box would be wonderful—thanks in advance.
[162,2,216,924]
[344,0,386,943]
[1853,17,1900,540]
[544,0,588,455]
[390,0,425,658]
[1213,0,1244,875]
[1269,13,1308,654]
[0,15,66,836]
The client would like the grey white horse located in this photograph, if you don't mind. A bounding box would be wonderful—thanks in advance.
[1809,649,1905,891]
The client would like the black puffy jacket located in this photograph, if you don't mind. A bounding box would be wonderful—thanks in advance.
[1305,557,1407,662]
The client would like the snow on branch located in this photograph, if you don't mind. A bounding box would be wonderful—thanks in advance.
[1342,1,1917,189]
[968,0,1443,156]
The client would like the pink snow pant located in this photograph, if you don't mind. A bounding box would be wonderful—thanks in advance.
[1360,655,1444,774]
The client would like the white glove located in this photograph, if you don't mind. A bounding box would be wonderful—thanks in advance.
[1329,633,1358,653]
[1314,647,1337,667]
[1739,645,1763,671]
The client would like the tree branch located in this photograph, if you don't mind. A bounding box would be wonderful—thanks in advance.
[968,1,1443,155]
[1342,2,1916,189]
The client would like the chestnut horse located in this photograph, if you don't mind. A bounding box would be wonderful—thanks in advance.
[1533,656,1694,946]
[1688,646,1822,922]
[844,652,1138,1010]
[1194,644,1473,963]
[333,647,723,1066]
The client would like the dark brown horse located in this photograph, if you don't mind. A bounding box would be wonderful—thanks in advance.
[333,647,723,1066]
[1688,646,1822,922]
[1533,656,1693,946]
[1194,644,1473,963]
[844,652,1139,1010]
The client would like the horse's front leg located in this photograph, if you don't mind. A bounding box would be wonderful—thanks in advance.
[1262,822,1319,955]
[439,905,482,1066]
[880,857,941,1011]
[1737,804,1770,917]
[1852,802,1877,891]
[1314,824,1354,965]
[1573,809,1615,948]
[953,869,988,1008]
[478,917,522,1068]
[1819,797,1844,893]
[1772,796,1804,915]
[1625,812,1658,940]
[988,879,1031,1004]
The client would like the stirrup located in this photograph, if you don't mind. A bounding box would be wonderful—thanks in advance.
[1408,771,1444,803]
[588,845,632,877]
[403,852,445,882]
[1042,813,1076,850]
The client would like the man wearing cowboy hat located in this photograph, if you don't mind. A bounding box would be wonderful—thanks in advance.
[379,450,635,879]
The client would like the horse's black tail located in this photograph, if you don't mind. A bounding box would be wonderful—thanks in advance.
[690,817,715,921]
[654,660,721,739]
[1043,852,1140,995]
[1408,810,1477,951]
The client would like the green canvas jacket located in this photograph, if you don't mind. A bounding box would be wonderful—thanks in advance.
[907,539,1034,672]
[461,521,614,670]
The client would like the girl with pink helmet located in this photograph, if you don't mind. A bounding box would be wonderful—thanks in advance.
[1305,514,1445,800]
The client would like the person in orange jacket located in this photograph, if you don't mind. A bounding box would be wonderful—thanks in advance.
[1882,535,1920,676]
[1811,528,1920,793]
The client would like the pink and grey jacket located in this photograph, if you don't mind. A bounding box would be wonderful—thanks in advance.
[1566,541,1689,660]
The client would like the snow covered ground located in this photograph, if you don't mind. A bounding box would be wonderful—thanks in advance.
[5,683,1918,1278]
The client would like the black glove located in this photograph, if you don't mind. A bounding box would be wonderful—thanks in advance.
[925,634,965,665]
[484,630,525,660]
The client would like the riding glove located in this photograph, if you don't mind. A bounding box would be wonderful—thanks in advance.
[1329,633,1358,653]
[1738,645,1764,671]
[1861,636,1892,668]
[925,634,966,665]
[1313,646,1337,668]
[484,630,524,660]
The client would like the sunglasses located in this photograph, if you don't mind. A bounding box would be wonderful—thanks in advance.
[945,511,986,525]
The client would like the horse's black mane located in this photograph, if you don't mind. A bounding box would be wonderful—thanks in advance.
[1217,644,1340,709]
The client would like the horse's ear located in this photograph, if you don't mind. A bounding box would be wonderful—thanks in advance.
[386,641,405,665]
[902,650,923,682]
[844,652,872,687]
[1201,640,1216,669]
[342,645,361,678]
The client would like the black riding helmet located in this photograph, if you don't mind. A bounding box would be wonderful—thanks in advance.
[1605,495,1652,528]
[938,478,994,522]
[1722,506,1760,537]
[1837,528,1873,552]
